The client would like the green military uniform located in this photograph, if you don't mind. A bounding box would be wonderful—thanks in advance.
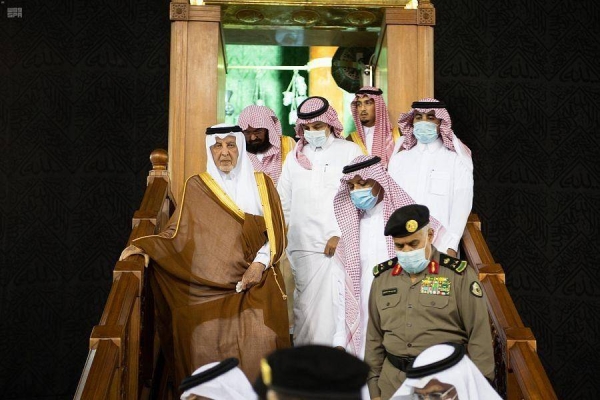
[365,248,494,399]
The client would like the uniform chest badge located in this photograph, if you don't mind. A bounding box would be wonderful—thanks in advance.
[470,281,483,297]
[420,276,451,296]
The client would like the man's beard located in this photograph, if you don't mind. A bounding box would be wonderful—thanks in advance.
[246,139,272,154]
[360,115,374,126]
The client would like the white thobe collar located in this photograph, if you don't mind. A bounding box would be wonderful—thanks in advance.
[415,137,443,153]
[218,169,238,200]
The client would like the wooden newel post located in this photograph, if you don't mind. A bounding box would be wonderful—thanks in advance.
[374,1,435,125]
[150,148,168,171]
[168,2,226,204]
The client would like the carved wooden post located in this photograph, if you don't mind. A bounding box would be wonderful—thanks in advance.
[374,0,435,124]
[169,2,226,203]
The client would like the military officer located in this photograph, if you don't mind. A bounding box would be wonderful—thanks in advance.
[365,204,494,400]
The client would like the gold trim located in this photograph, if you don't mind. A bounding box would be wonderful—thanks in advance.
[349,131,368,155]
[133,175,194,243]
[281,135,295,165]
[199,172,245,220]
[392,126,401,142]
[254,172,280,265]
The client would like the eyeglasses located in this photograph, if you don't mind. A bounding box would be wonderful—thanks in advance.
[412,386,456,400]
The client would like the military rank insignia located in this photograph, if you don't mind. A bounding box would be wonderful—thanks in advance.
[470,281,483,297]
[440,254,468,274]
[373,257,398,277]
[420,276,451,296]
[391,264,402,276]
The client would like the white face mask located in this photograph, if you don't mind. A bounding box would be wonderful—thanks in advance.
[304,130,328,148]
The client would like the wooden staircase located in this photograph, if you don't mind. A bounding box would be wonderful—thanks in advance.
[75,150,557,399]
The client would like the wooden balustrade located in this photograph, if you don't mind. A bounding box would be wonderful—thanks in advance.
[76,152,559,399]
[462,214,557,400]
[75,149,171,400]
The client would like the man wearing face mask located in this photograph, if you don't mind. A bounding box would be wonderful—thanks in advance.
[332,155,449,359]
[277,96,363,347]
[388,99,473,257]
[365,204,494,400]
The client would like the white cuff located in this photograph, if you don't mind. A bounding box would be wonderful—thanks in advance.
[253,241,271,270]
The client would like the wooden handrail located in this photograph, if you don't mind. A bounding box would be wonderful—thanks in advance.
[75,149,171,400]
[462,214,557,400]
[76,154,558,399]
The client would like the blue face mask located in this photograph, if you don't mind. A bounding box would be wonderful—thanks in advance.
[413,121,439,144]
[396,241,430,274]
[304,130,328,148]
[350,187,379,210]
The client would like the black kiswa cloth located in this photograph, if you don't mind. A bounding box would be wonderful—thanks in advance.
[179,358,239,392]
[406,342,465,378]
[342,156,381,174]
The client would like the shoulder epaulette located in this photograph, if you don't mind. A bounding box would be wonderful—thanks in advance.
[439,253,468,274]
[373,257,398,278]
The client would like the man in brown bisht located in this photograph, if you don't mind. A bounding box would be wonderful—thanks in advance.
[238,105,297,335]
[120,124,290,388]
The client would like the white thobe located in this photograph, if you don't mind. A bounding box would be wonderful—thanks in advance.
[334,202,390,358]
[278,135,363,346]
[363,125,374,154]
[388,138,473,252]
[356,201,389,358]
[278,135,363,253]
[219,170,270,268]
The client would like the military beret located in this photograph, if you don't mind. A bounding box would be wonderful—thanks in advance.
[255,345,369,399]
[384,204,430,237]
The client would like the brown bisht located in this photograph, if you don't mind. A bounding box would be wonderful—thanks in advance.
[133,172,290,387]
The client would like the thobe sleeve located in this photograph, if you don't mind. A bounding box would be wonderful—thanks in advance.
[277,156,293,225]
[446,157,474,251]
[365,281,385,398]
[252,241,271,269]
[458,267,495,380]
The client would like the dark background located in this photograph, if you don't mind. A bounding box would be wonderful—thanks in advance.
[1,0,598,399]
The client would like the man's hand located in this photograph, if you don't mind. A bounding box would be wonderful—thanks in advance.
[324,236,340,257]
[241,262,265,290]
[446,248,457,257]
[119,244,149,267]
